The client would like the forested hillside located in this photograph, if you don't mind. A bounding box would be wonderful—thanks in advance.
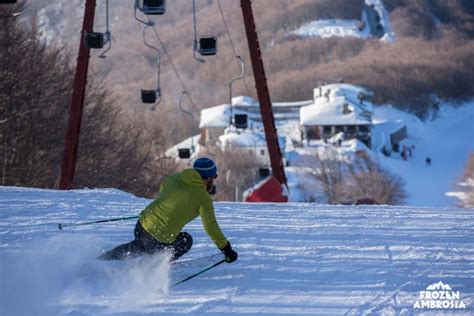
[31,0,474,138]
[2,0,473,198]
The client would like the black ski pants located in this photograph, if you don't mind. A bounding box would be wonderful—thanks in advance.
[99,221,193,261]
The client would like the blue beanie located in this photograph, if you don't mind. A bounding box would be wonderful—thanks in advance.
[193,157,217,179]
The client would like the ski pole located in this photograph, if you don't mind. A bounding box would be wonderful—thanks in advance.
[171,259,226,288]
[58,215,139,230]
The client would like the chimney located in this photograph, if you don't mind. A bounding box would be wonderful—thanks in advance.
[343,102,351,114]
[325,89,331,102]
[358,93,365,105]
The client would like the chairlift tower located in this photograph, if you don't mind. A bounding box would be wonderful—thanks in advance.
[240,0,287,186]
[59,0,96,189]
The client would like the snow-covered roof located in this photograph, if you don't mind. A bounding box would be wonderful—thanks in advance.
[300,83,375,126]
[201,96,314,128]
[232,96,256,106]
[232,96,313,109]
[314,84,373,107]
[165,134,201,158]
[272,100,313,108]
[199,104,230,128]
[340,138,370,152]
[300,96,372,126]
[201,85,375,128]
[199,103,251,128]
[218,130,285,150]
[372,120,405,135]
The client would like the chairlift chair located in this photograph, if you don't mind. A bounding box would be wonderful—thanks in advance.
[192,0,217,60]
[258,168,270,178]
[85,32,106,49]
[234,114,248,129]
[198,36,217,56]
[178,148,191,159]
[141,0,166,15]
[84,0,112,58]
[141,88,160,104]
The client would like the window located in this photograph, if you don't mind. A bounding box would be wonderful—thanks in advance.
[323,126,332,134]
[359,125,369,133]
[335,126,344,133]
[260,149,265,156]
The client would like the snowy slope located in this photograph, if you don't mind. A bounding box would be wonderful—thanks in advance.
[290,0,395,42]
[291,19,370,40]
[1,187,473,315]
[374,102,474,207]
[284,101,474,207]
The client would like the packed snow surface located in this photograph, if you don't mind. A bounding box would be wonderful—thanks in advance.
[1,187,473,315]
[290,0,395,42]
[292,19,370,40]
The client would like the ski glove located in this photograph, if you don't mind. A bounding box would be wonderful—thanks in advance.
[221,241,238,263]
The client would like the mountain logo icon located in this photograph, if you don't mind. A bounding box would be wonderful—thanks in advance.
[426,281,452,291]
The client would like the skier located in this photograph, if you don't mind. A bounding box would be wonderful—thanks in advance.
[426,157,432,166]
[99,157,238,263]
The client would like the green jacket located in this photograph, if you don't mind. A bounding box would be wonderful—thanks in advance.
[139,169,228,249]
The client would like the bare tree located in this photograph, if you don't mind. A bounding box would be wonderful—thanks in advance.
[198,146,260,201]
[0,6,177,198]
[305,149,407,205]
[304,150,347,204]
[344,153,407,205]
[455,152,474,208]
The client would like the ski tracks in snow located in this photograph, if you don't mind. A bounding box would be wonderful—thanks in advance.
[0,187,473,315]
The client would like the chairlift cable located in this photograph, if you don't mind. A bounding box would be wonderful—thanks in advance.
[216,0,251,96]
[139,23,162,109]
[142,25,161,92]
[192,0,198,50]
[105,0,109,33]
[150,24,199,114]
[178,91,195,151]
[229,56,245,126]
[99,0,112,58]
[133,0,155,26]
[192,0,205,62]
